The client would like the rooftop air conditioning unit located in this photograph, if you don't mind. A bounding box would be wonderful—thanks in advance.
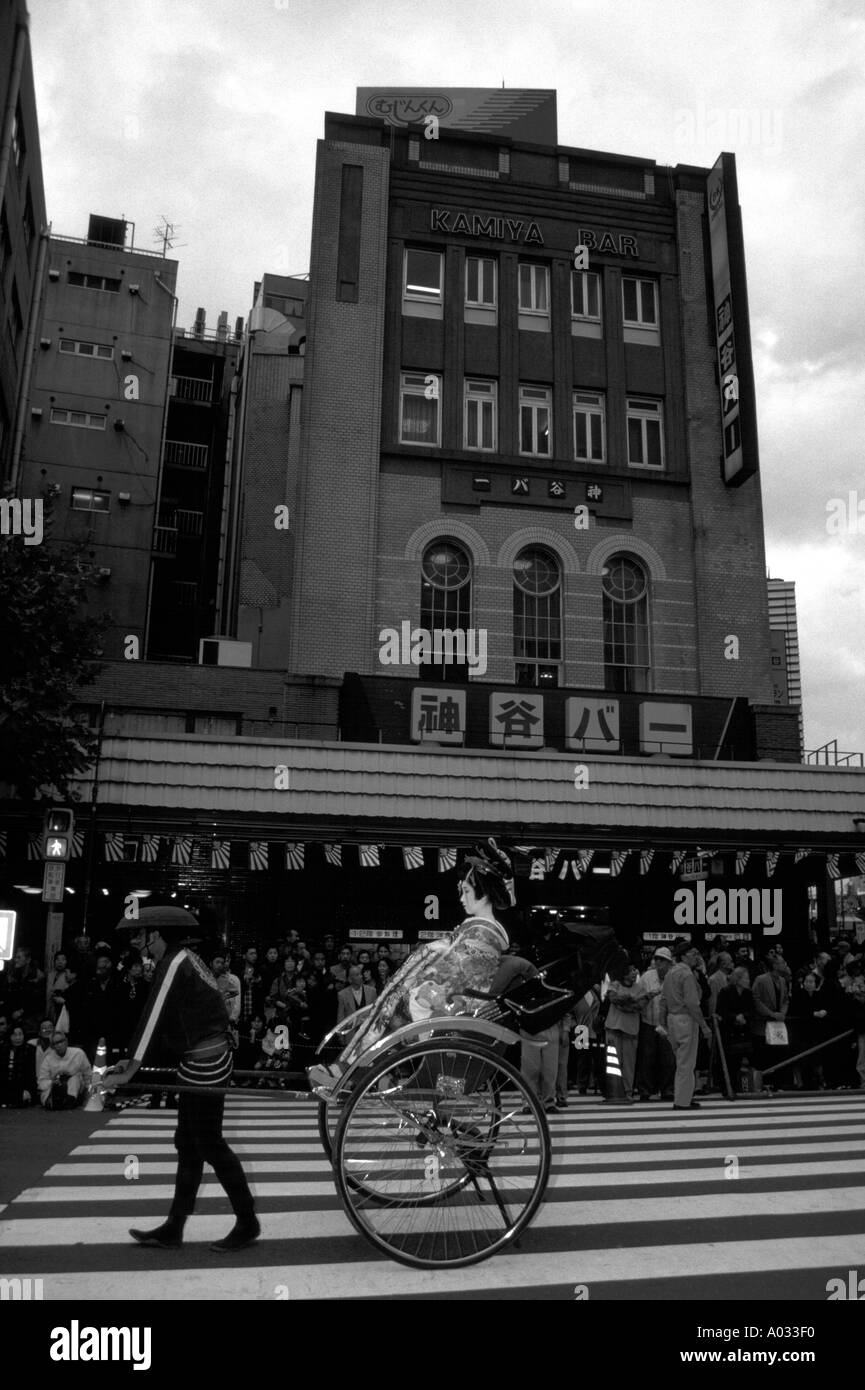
[120,349,133,361]
[198,637,252,668]
[30,407,43,418]
[40,337,51,349]
[48,268,60,281]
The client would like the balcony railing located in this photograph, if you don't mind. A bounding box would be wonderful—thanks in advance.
[170,374,213,403]
[164,440,208,470]
[176,508,204,536]
[152,527,177,556]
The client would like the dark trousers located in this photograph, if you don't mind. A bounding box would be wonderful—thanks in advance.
[636,1022,675,1097]
[169,1088,255,1221]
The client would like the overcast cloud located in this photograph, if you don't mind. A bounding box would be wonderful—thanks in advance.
[27,0,865,757]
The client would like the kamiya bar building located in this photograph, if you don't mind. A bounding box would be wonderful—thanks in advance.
[8,90,865,958]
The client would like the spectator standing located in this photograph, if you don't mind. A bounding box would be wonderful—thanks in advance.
[573,986,603,1095]
[260,946,283,994]
[305,953,338,1045]
[751,954,790,1083]
[716,966,755,1088]
[46,952,76,1002]
[235,948,265,1027]
[79,953,121,1062]
[6,948,45,1030]
[375,959,393,994]
[605,964,645,1099]
[330,946,355,989]
[116,960,151,1051]
[211,955,241,1025]
[795,970,831,1090]
[659,943,712,1110]
[336,966,377,1022]
[636,948,675,1101]
[707,953,734,1014]
[38,1030,92,1109]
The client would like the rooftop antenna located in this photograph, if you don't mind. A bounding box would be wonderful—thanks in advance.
[153,216,187,257]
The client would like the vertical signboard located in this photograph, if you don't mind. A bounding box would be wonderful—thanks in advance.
[706,153,759,486]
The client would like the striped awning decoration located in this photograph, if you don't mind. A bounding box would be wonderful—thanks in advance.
[248,841,269,871]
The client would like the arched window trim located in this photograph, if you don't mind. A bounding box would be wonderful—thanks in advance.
[602,552,651,692]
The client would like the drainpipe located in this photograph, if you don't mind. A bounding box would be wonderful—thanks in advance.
[8,220,50,492]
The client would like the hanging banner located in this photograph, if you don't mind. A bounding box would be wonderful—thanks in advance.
[140,834,160,863]
[171,837,192,866]
[285,843,305,871]
[324,844,343,867]
[706,152,759,486]
[403,846,425,871]
[359,845,382,868]
[211,841,231,870]
[249,842,269,871]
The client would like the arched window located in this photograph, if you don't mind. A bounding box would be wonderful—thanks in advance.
[602,554,650,692]
[420,540,472,681]
[513,546,561,688]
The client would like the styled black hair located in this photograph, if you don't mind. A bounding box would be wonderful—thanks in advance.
[459,839,515,911]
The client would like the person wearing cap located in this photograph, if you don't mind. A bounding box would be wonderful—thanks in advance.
[658,943,712,1109]
[635,947,675,1101]
[102,906,259,1252]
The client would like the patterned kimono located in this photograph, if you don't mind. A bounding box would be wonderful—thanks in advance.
[341,915,509,1065]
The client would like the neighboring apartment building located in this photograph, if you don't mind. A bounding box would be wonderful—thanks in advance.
[0,0,47,484]
[18,215,178,655]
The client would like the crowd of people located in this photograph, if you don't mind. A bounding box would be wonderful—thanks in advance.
[2,927,863,1112]
[0,930,405,1107]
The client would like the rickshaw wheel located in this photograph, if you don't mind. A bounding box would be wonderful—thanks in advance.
[333,1038,550,1268]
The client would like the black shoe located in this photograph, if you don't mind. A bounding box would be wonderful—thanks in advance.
[555,1096,569,1109]
[129,1222,183,1248]
[673,1101,701,1110]
[210,1216,261,1252]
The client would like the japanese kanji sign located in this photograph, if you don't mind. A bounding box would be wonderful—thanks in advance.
[706,153,759,486]
[489,692,544,748]
[411,686,466,745]
[565,697,620,752]
[639,702,693,755]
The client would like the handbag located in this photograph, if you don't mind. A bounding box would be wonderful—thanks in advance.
[765,1020,788,1046]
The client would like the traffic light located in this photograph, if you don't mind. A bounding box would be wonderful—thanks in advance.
[42,807,74,862]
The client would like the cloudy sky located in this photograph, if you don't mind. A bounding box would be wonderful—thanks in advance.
[27,0,865,757]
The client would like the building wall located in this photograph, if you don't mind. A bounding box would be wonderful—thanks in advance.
[21,234,177,652]
[290,115,774,706]
[236,344,304,668]
[289,128,391,676]
[676,188,773,700]
[0,0,47,481]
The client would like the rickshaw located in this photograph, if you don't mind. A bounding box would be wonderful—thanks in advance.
[309,921,619,1269]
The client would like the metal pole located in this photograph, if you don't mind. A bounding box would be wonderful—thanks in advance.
[759,1028,854,1079]
[711,1015,735,1099]
[80,701,106,935]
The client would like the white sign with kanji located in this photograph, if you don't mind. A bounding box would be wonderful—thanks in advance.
[410,686,466,745]
[565,697,620,752]
[489,692,544,748]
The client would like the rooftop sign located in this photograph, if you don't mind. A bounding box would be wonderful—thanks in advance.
[357,88,558,144]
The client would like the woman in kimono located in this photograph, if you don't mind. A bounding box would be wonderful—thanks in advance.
[307,841,513,1092]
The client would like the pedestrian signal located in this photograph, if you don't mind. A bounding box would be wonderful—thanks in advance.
[42,807,74,861]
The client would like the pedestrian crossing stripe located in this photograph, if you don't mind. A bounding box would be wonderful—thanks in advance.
[1,1095,864,1300]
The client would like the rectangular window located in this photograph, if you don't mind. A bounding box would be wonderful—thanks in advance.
[22,187,35,257]
[403,249,443,319]
[67,270,121,292]
[71,487,110,512]
[12,103,25,175]
[336,163,363,302]
[50,408,106,431]
[7,281,23,356]
[573,392,606,463]
[518,263,549,313]
[622,277,660,344]
[571,270,601,320]
[626,398,664,469]
[465,256,496,307]
[464,379,497,451]
[399,371,441,446]
[59,338,114,359]
[519,385,551,456]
